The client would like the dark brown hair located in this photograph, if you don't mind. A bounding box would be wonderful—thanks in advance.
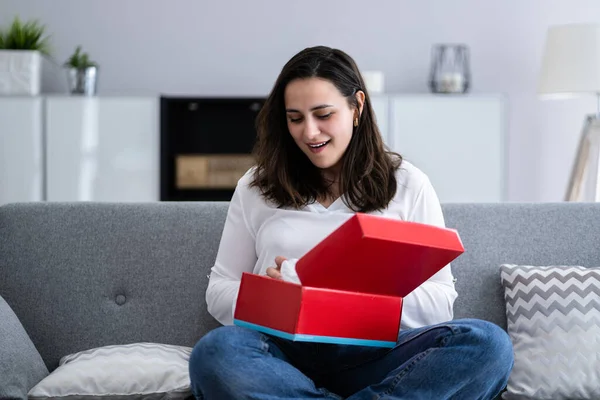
[250,46,402,212]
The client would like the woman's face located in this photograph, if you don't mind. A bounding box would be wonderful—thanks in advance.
[284,77,364,177]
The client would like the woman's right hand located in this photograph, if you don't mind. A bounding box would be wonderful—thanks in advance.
[266,257,301,284]
[265,256,287,280]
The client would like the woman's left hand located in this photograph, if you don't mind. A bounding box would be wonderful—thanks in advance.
[266,256,287,280]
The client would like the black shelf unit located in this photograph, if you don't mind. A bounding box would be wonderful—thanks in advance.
[160,96,265,201]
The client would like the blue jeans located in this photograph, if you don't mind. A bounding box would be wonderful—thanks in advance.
[189,318,514,399]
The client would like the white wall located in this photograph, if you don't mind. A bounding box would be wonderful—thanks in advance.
[2,0,599,202]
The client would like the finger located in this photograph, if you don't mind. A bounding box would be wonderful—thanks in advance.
[266,269,282,280]
[275,256,287,268]
[266,267,282,280]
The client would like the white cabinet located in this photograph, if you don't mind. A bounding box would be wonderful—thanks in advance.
[370,95,389,145]
[0,97,44,205]
[0,96,158,204]
[374,94,506,203]
[45,96,159,201]
[0,94,506,205]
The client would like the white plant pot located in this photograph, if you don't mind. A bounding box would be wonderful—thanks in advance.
[0,50,42,96]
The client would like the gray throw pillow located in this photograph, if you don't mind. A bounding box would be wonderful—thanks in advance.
[499,264,600,399]
[28,342,193,400]
[0,294,49,400]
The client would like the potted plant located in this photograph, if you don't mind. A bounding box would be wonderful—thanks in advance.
[64,45,98,96]
[0,16,51,95]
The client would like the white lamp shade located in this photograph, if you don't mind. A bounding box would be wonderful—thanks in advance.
[538,24,600,96]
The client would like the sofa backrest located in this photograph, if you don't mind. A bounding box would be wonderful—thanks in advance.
[1,202,600,370]
[444,202,600,329]
[0,202,226,370]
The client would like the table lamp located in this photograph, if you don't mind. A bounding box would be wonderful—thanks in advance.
[538,23,600,201]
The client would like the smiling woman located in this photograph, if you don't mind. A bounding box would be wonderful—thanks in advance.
[250,46,402,212]
[188,45,514,400]
[284,78,360,182]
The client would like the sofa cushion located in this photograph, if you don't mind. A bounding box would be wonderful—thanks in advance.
[28,342,193,400]
[0,294,49,400]
[499,264,600,399]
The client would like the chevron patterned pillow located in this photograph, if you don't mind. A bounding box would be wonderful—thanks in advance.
[27,342,193,399]
[499,264,600,400]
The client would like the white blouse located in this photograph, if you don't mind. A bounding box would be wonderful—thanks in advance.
[205,160,458,330]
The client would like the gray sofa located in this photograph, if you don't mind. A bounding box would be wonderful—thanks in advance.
[1,201,599,398]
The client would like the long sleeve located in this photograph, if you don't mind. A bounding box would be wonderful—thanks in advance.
[401,176,458,329]
[206,179,258,326]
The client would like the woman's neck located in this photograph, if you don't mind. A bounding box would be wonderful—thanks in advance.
[319,168,341,207]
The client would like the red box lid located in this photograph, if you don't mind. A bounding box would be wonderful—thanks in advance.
[296,213,464,297]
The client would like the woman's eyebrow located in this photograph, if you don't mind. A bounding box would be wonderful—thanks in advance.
[286,104,334,113]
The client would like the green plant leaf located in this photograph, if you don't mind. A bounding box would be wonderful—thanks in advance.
[0,15,52,55]
[64,45,97,68]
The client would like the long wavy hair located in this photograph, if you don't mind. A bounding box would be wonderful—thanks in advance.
[250,46,402,212]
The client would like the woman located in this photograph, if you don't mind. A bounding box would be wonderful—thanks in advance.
[189,46,514,399]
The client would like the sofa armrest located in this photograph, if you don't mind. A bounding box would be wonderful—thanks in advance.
[0,295,49,400]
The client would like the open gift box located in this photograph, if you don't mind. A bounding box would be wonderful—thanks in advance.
[233,213,464,347]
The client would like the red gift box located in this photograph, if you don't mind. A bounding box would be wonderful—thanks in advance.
[233,213,464,347]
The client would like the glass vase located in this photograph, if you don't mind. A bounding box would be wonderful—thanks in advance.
[429,44,470,94]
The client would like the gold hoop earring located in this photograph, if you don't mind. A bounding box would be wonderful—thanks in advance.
[353,118,358,127]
